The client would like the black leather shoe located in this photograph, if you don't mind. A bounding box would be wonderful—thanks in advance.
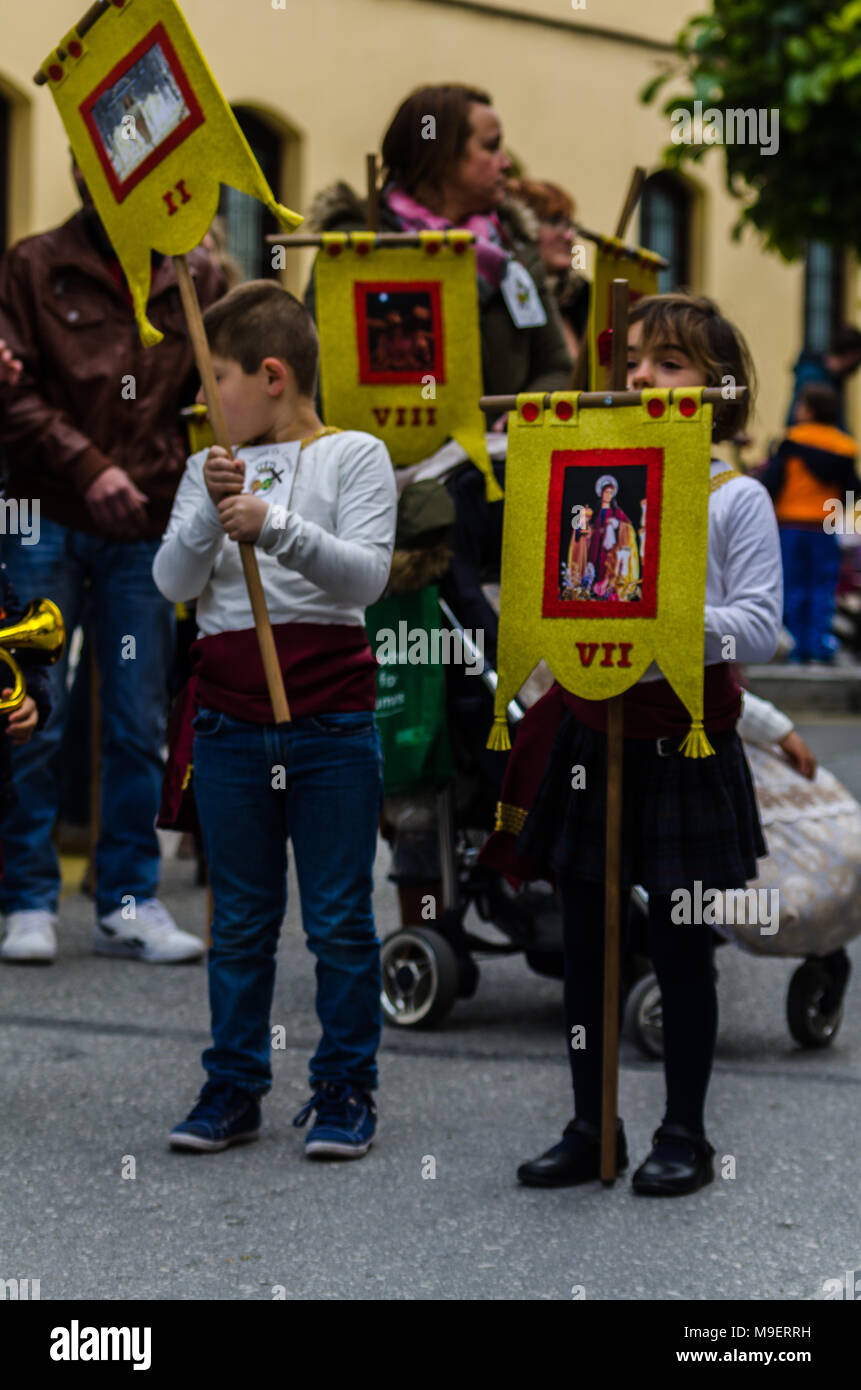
[631,1124,715,1196]
[517,1117,628,1187]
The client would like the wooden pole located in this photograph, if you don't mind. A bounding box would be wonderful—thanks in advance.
[266,231,473,249]
[568,166,648,393]
[366,153,379,233]
[601,690,624,1183]
[599,278,630,1185]
[173,255,290,724]
[614,167,647,240]
[33,1,108,80]
[479,387,743,412]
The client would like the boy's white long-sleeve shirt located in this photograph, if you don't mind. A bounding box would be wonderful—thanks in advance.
[643,460,784,681]
[152,431,397,632]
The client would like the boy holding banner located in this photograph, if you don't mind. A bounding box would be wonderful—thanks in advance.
[154,281,397,1157]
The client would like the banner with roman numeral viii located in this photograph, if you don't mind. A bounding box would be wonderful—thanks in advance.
[314,231,500,500]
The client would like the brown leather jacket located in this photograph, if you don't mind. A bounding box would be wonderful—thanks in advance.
[0,210,226,539]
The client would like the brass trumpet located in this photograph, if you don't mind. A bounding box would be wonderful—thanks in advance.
[0,599,66,714]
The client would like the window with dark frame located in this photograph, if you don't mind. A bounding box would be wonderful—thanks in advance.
[639,171,690,294]
[217,107,281,281]
[803,240,845,355]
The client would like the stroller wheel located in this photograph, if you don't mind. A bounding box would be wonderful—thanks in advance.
[625,973,664,1060]
[380,928,460,1029]
[786,960,844,1049]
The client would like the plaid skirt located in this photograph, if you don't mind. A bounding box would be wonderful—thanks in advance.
[517,715,766,895]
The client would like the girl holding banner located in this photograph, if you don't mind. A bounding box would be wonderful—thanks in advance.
[487,294,783,1197]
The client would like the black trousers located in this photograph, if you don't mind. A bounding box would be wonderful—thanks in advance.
[559,875,718,1135]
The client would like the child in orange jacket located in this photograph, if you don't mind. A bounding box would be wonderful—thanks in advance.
[761,382,857,664]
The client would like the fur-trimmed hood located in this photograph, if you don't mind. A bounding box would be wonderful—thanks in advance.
[546,263,590,309]
[385,542,452,598]
[307,180,541,247]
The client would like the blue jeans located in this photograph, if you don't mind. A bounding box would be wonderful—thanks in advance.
[0,519,174,918]
[779,526,841,662]
[192,707,384,1095]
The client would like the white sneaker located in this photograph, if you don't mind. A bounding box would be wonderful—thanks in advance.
[93,898,204,964]
[0,910,57,963]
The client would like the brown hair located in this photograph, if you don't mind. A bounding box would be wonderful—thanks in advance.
[627,293,755,441]
[202,280,319,397]
[381,84,492,196]
[508,178,574,223]
[799,382,840,425]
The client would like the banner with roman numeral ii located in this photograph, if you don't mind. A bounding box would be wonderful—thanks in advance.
[39,0,302,345]
[314,231,501,501]
[489,387,714,752]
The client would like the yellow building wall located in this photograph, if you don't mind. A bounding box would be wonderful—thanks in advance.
[1,0,857,449]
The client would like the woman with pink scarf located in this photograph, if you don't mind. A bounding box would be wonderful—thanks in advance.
[304,83,571,421]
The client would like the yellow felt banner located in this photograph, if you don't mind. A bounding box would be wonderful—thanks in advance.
[489,387,715,755]
[586,235,663,390]
[315,231,501,501]
[40,0,302,345]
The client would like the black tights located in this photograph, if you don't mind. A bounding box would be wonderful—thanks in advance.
[559,876,718,1135]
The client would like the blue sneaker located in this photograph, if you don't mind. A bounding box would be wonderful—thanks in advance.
[169,1080,261,1152]
[292,1082,376,1159]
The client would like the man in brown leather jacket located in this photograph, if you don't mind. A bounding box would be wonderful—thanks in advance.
[0,161,226,964]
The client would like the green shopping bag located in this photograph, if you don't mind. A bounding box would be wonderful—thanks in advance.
[366,586,453,796]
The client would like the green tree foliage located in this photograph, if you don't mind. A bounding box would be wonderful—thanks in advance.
[641,0,861,259]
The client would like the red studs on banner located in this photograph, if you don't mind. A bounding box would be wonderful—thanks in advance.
[424,242,440,255]
[555,401,574,421]
[521,402,540,422]
[679,396,697,417]
[452,241,467,254]
[647,398,665,418]
[326,244,342,257]
[355,243,370,256]
[68,40,82,58]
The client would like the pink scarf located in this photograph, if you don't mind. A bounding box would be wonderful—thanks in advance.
[385,186,508,289]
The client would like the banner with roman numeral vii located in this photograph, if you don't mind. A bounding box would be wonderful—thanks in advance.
[490,387,714,752]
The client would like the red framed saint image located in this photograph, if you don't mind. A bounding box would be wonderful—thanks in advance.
[80,23,205,203]
[542,448,663,619]
[354,281,445,385]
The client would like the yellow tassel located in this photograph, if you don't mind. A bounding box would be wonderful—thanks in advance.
[482,469,504,503]
[274,200,304,231]
[679,720,715,759]
[486,715,511,752]
[138,318,164,348]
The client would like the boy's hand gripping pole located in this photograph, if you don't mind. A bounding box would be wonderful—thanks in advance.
[173,255,291,724]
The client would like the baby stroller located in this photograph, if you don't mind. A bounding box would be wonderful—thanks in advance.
[374,593,579,1028]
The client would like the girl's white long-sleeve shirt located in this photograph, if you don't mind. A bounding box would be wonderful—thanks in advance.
[152,431,397,632]
[737,689,794,746]
[642,460,783,681]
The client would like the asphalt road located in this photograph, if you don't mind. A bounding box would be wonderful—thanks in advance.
[1,717,859,1301]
